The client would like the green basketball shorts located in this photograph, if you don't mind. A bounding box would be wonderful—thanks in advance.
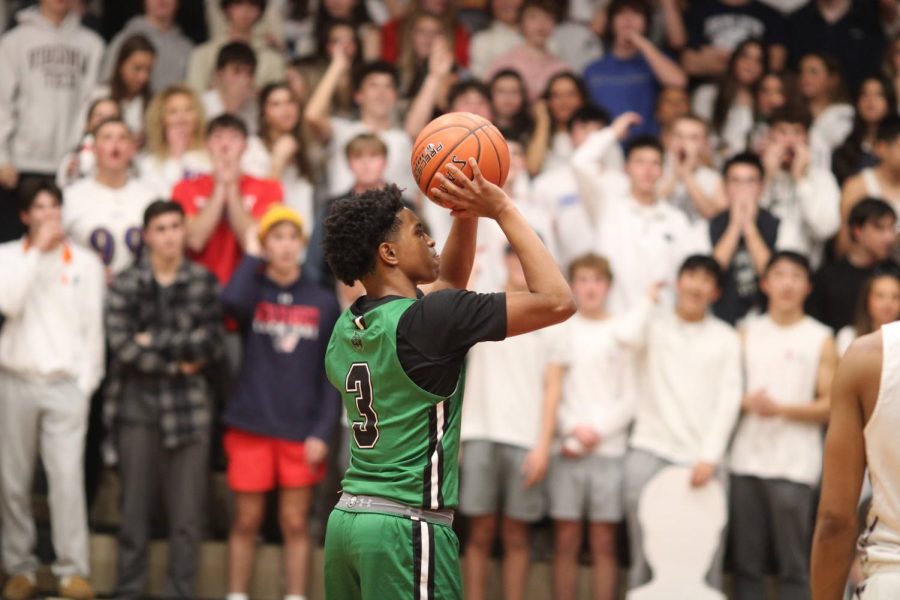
[324,507,462,600]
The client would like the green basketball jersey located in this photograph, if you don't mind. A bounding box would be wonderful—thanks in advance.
[325,297,465,510]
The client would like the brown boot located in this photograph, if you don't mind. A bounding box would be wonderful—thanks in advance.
[57,575,95,600]
[2,574,37,600]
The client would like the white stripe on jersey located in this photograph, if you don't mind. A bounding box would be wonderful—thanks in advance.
[419,520,431,599]
[430,401,446,509]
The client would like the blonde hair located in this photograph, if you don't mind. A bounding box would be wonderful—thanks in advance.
[568,253,613,282]
[345,133,388,159]
[143,85,206,160]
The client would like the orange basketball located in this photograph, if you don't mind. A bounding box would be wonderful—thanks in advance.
[410,112,510,207]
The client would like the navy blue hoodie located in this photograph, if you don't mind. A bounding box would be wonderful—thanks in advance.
[221,256,341,442]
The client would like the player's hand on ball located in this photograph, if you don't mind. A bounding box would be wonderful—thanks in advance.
[521,446,550,488]
[431,157,513,220]
[305,437,328,465]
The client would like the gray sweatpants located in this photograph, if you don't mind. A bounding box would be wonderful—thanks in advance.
[623,448,728,590]
[114,422,210,600]
[0,372,90,577]
[728,474,814,600]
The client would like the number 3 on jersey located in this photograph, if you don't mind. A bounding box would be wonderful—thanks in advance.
[346,363,379,448]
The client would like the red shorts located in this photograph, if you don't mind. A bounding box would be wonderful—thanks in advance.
[224,428,327,492]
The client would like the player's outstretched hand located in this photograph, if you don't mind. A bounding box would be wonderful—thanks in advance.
[431,157,513,220]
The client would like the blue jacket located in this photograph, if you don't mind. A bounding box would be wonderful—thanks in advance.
[221,256,341,442]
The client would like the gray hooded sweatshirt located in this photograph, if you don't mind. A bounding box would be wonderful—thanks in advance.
[101,16,194,93]
[0,7,104,173]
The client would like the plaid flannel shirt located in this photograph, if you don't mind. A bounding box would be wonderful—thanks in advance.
[104,256,224,448]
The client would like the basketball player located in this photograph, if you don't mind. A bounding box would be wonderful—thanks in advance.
[321,159,575,599]
[811,323,900,598]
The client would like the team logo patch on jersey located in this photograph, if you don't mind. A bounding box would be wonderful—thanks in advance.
[351,332,363,352]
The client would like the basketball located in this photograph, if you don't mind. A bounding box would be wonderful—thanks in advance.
[410,112,510,206]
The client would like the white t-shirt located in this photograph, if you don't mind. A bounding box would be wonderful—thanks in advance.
[729,314,832,486]
[62,177,156,274]
[460,326,554,449]
[326,117,416,199]
[136,150,212,199]
[550,314,637,457]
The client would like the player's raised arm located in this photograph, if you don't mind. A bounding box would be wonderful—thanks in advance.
[810,335,873,599]
[433,160,576,336]
[421,214,478,293]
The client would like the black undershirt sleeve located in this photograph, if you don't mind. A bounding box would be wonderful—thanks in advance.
[396,289,508,397]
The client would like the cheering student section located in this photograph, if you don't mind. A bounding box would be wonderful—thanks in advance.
[0,1,900,599]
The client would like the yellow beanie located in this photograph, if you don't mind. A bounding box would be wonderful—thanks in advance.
[258,205,304,241]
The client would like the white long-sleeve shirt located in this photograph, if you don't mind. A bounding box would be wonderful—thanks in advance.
[621,302,743,465]
[0,239,105,396]
[530,165,594,270]
[550,314,638,457]
[572,128,693,314]
[763,166,841,268]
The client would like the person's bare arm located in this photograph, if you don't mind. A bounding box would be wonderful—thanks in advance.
[223,181,255,250]
[681,46,730,78]
[835,175,866,257]
[304,49,351,143]
[769,44,786,73]
[404,38,454,139]
[525,101,551,177]
[743,219,772,276]
[712,220,741,270]
[660,0,687,51]
[712,200,742,268]
[432,160,576,337]
[779,336,839,423]
[811,336,875,599]
[185,184,227,253]
[421,215,477,293]
[522,362,564,487]
[632,33,687,88]
[683,170,726,219]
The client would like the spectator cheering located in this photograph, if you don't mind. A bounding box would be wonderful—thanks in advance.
[172,114,282,284]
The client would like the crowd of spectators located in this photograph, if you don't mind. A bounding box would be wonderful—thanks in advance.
[1,0,900,599]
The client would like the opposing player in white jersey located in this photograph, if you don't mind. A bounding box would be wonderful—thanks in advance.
[812,320,900,597]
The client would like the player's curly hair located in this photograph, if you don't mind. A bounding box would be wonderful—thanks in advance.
[323,184,406,286]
